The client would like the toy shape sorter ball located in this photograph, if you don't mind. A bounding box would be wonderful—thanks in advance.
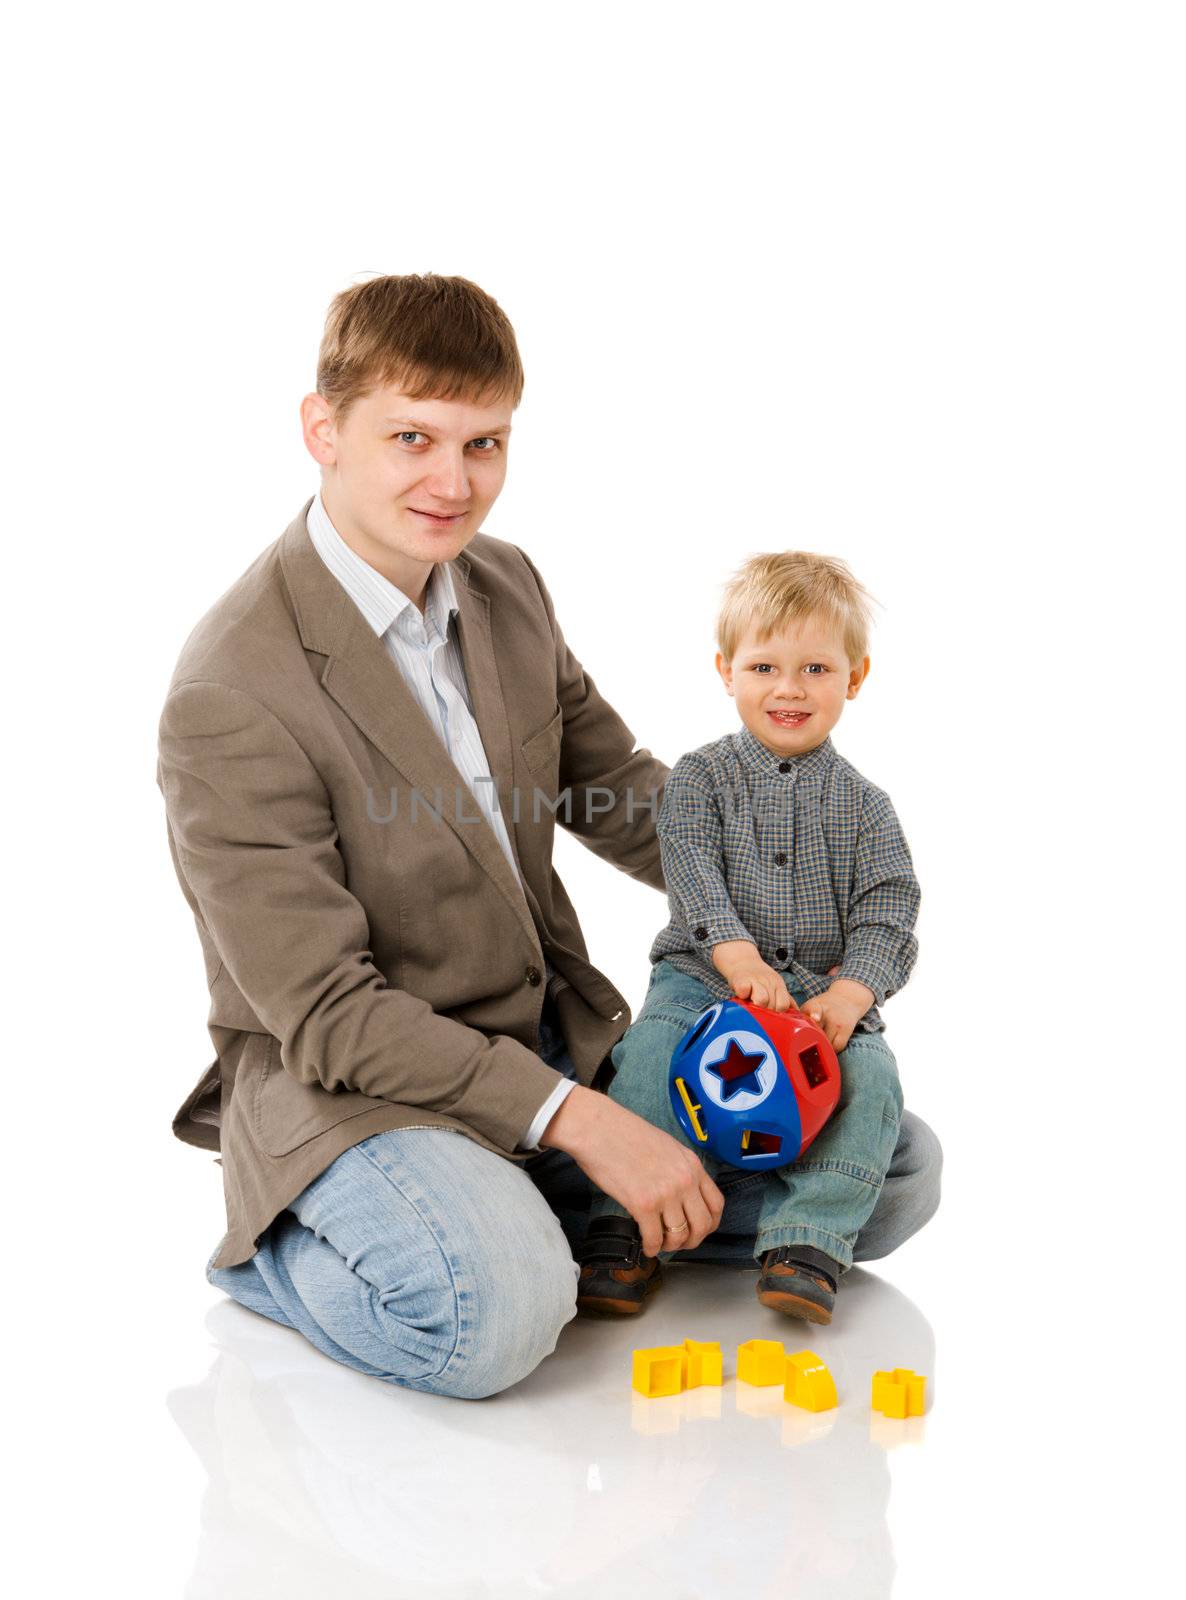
[668,998,841,1171]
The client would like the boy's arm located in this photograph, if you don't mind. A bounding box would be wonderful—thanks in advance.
[517,548,669,892]
[834,788,921,1005]
[655,758,754,950]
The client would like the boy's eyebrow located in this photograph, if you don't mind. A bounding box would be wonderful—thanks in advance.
[383,416,512,435]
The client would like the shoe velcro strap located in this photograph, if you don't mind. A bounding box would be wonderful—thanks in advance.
[767,1245,839,1292]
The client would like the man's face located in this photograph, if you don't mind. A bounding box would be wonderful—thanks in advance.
[716,615,870,757]
[300,381,513,594]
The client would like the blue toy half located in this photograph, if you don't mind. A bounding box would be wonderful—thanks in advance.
[667,997,842,1171]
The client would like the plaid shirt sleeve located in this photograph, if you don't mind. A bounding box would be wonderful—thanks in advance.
[835,787,920,1007]
[656,757,754,950]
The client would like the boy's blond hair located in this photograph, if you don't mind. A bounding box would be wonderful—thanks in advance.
[316,273,524,425]
[717,552,878,665]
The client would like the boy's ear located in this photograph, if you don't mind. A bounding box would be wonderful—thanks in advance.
[715,651,734,696]
[846,656,871,700]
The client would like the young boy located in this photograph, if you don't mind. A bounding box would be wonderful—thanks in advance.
[575,552,920,1325]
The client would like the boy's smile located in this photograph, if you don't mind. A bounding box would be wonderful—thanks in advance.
[716,616,870,756]
[300,383,514,606]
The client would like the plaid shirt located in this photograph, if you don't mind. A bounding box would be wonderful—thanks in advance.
[650,727,920,1034]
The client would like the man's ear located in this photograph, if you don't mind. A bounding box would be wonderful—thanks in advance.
[715,651,735,697]
[300,392,338,467]
[847,655,871,701]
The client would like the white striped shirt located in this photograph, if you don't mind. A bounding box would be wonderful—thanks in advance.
[305,491,575,1149]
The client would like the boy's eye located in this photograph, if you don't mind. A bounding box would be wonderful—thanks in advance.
[752,663,774,674]
[804,663,827,675]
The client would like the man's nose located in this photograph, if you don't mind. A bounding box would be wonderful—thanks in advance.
[424,449,470,503]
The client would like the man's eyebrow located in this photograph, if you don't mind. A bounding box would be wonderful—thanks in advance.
[383,417,512,435]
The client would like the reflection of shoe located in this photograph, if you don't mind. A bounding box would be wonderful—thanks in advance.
[756,1246,839,1324]
[575,1217,663,1316]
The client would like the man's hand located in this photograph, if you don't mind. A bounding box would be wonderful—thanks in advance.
[539,1085,725,1257]
[710,939,793,1011]
[803,977,875,1052]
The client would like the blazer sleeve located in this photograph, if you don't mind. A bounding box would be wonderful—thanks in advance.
[516,547,670,892]
[157,679,565,1150]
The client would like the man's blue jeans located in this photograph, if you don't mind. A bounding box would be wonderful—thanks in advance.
[207,989,941,1399]
[589,959,904,1270]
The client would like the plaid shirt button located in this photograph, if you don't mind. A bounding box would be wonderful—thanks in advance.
[774,851,787,866]
[693,926,708,941]
[778,761,791,773]
[775,946,788,961]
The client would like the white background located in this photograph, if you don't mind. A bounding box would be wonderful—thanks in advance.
[4,2,1183,1595]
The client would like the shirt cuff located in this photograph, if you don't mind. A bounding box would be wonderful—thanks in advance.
[834,955,895,1009]
[682,911,754,950]
[519,1077,577,1153]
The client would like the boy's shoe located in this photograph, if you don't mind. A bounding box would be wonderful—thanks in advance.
[756,1245,840,1324]
[575,1217,663,1316]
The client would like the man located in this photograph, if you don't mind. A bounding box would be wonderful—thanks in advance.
[157,274,941,1398]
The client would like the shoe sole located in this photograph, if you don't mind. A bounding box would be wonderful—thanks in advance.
[756,1287,833,1324]
[576,1277,663,1318]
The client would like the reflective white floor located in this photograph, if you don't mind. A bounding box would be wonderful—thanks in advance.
[168,1260,934,1598]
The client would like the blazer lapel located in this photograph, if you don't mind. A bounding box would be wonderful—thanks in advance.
[278,501,540,950]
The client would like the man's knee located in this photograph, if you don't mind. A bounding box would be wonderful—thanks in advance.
[408,1215,577,1400]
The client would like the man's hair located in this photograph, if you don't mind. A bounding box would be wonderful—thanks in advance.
[717,551,878,665]
[316,273,524,423]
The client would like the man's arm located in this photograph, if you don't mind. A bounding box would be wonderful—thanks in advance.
[517,548,669,891]
[157,679,563,1148]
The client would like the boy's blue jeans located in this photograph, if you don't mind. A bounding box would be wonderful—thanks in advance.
[588,959,905,1272]
[207,984,939,1399]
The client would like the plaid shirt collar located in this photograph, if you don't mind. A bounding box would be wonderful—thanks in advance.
[731,725,838,779]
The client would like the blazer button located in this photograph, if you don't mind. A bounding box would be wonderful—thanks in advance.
[773,851,787,866]
[693,926,708,941]
[778,761,791,774]
[775,946,788,961]
[525,965,542,987]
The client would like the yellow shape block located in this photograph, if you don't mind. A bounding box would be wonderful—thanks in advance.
[737,1338,787,1386]
[871,1367,926,1418]
[784,1349,838,1412]
[632,1345,687,1398]
[682,1339,723,1388]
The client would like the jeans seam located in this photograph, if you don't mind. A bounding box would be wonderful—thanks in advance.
[353,1140,467,1383]
[790,1156,883,1186]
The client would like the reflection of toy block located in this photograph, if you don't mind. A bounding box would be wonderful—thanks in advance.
[871,1367,926,1417]
[784,1349,838,1412]
[737,1338,787,1386]
[632,1345,687,1397]
[683,1339,723,1387]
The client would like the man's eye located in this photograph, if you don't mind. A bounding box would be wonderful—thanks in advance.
[468,437,500,452]
[396,431,427,445]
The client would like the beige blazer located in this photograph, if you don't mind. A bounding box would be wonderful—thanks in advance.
[157,501,669,1269]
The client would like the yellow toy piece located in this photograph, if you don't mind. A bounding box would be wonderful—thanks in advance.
[632,1345,687,1398]
[783,1349,838,1412]
[737,1338,787,1386]
[871,1367,926,1417]
[682,1338,723,1387]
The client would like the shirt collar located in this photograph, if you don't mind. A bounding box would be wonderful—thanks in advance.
[306,490,460,641]
[732,725,837,779]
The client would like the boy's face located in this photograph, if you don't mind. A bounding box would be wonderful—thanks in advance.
[716,616,870,757]
[300,381,513,595]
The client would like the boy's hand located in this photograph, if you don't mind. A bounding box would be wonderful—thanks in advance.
[803,978,876,1052]
[710,940,794,1012]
